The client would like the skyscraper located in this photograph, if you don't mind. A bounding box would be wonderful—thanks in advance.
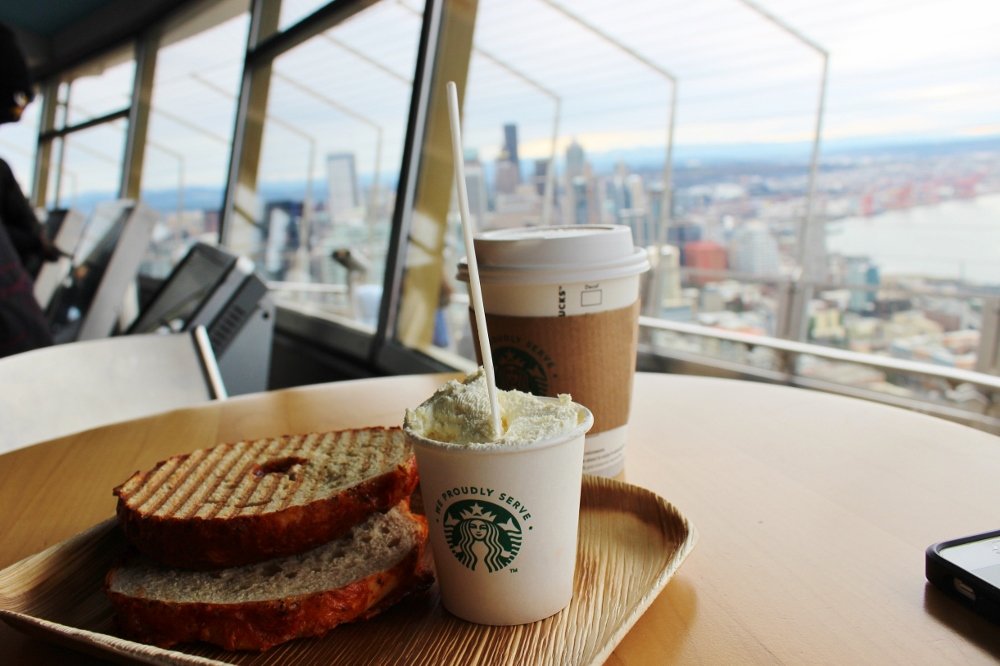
[503,123,520,173]
[263,200,302,279]
[729,222,781,276]
[495,123,521,196]
[565,139,584,180]
[326,152,359,224]
[464,149,488,228]
[532,158,550,197]
[668,223,702,264]
[846,257,879,313]
[684,240,727,286]
[494,160,519,196]
[571,177,588,225]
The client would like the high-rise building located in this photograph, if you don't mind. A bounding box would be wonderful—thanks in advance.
[571,176,588,225]
[619,209,650,246]
[684,240,727,286]
[494,123,521,196]
[668,223,702,264]
[532,158,551,197]
[657,245,682,302]
[565,139,584,180]
[494,159,520,196]
[263,200,302,280]
[846,257,880,313]
[503,123,520,173]
[647,181,665,244]
[607,161,631,217]
[464,149,488,229]
[326,152,359,224]
[801,214,829,283]
[728,222,780,276]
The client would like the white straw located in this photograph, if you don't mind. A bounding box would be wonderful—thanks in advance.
[446,81,502,439]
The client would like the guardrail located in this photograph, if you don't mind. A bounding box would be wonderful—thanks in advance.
[276,281,1000,434]
[639,315,1000,434]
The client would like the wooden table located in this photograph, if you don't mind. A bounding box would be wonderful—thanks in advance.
[2,372,1000,664]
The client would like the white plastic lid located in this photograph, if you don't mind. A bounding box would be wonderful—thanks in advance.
[457,225,650,285]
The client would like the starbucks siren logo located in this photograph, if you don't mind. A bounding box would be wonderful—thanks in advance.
[495,346,548,395]
[443,500,522,573]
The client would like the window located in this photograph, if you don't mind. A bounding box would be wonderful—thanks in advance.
[0,98,40,198]
[9,0,998,430]
[227,0,422,330]
[46,121,128,212]
[277,0,336,31]
[400,0,1000,415]
[61,53,134,126]
[140,1,251,277]
[42,44,135,212]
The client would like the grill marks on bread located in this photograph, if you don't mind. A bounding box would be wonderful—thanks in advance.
[119,430,399,520]
[114,427,418,569]
[124,435,299,520]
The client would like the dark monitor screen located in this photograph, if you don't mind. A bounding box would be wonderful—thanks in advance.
[45,202,133,342]
[127,243,236,334]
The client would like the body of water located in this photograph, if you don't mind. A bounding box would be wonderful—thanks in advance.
[825,193,1000,287]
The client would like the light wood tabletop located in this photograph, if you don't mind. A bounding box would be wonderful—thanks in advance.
[2,372,1000,664]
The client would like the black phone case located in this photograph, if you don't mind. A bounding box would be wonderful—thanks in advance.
[926,530,1000,624]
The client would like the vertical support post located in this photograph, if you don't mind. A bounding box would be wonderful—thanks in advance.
[394,0,478,350]
[121,30,159,200]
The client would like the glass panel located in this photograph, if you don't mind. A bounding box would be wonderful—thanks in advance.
[277,0,333,33]
[405,0,1000,392]
[38,45,136,214]
[45,121,127,213]
[140,2,250,277]
[0,98,41,200]
[59,46,135,126]
[230,1,421,328]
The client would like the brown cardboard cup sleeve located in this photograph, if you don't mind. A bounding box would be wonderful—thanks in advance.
[472,301,640,435]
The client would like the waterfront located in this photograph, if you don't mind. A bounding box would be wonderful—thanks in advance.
[825,193,1000,288]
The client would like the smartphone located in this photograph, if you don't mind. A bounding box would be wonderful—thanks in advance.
[926,530,1000,623]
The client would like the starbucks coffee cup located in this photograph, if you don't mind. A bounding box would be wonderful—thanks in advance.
[405,400,593,625]
[458,225,650,478]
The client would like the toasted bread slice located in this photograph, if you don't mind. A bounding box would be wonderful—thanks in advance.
[106,502,431,651]
[114,427,418,569]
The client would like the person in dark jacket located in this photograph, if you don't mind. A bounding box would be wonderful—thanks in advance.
[0,221,52,356]
[0,23,56,357]
[0,156,58,275]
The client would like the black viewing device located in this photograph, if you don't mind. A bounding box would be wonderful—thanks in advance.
[127,243,236,335]
[926,529,1000,623]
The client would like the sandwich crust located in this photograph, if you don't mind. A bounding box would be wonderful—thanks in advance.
[106,504,432,651]
[114,427,418,569]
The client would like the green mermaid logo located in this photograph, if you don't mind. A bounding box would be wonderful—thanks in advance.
[443,500,522,573]
[494,346,549,395]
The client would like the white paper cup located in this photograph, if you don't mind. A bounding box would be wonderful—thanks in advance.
[406,400,593,625]
[458,225,650,478]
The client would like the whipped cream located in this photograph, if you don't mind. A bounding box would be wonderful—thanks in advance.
[404,368,582,446]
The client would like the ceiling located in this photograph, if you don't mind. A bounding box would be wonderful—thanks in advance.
[0,0,188,78]
[0,0,118,37]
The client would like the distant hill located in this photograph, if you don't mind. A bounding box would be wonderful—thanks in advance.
[578,134,1000,171]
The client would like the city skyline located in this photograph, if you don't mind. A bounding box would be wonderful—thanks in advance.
[45,129,1000,214]
[2,0,997,421]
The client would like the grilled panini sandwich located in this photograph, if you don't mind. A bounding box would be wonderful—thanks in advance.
[113,427,418,570]
[106,502,431,651]
[106,427,431,652]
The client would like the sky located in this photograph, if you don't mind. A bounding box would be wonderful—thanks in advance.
[471,0,1000,161]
